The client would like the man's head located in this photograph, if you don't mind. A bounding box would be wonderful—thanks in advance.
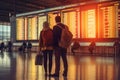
[55,16,61,23]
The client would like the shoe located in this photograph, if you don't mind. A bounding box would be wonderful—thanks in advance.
[49,73,59,77]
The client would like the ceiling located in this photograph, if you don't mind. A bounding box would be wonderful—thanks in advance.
[0,0,117,22]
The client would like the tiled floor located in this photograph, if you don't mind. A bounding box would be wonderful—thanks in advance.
[0,51,120,80]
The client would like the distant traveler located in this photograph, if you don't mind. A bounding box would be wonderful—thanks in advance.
[0,42,5,53]
[71,41,80,55]
[39,21,53,76]
[88,41,96,54]
[7,41,13,52]
[51,16,69,77]
[22,41,27,52]
[114,40,120,55]
[27,42,32,52]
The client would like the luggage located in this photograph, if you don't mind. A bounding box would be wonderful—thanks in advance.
[35,52,43,65]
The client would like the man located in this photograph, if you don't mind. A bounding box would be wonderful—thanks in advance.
[51,16,68,77]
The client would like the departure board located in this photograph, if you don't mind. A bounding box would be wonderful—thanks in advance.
[16,17,24,40]
[38,15,47,38]
[48,13,59,29]
[81,9,96,38]
[15,1,120,41]
[87,9,96,38]
[63,11,77,38]
[28,16,37,40]
[99,6,116,38]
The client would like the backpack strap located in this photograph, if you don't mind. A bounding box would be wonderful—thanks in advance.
[57,24,68,30]
[57,24,63,29]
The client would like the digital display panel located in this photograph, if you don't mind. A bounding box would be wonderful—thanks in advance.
[48,12,59,29]
[38,16,47,38]
[100,6,116,38]
[63,11,79,38]
[98,3,118,38]
[87,10,96,38]
[16,17,25,40]
[81,9,96,38]
[28,16,37,40]
[16,1,120,41]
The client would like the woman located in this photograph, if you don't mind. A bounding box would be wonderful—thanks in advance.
[39,21,53,76]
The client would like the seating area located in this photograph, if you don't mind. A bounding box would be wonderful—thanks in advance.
[68,41,118,56]
[10,41,118,57]
[12,42,38,52]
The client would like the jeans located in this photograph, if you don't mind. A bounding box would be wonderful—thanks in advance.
[54,47,68,75]
[42,50,53,74]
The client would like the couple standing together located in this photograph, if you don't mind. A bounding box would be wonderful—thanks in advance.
[39,16,68,77]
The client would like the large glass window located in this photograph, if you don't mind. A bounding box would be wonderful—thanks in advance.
[0,22,11,42]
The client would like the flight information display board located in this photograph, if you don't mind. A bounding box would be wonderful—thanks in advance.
[38,15,47,38]
[87,9,96,38]
[16,1,120,41]
[98,3,118,38]
[99,6,116,38]
[63,11,79,38]
[81,5,96,38]
[48,13,59,29]
[16,17,25,40]
[28,16,37,40]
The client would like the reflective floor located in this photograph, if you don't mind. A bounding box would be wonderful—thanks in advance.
[0,52,120,80]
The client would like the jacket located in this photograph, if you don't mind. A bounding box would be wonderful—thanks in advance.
[53,23,65,47]
[39,28,53,51]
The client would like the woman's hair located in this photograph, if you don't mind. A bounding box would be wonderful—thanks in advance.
[43,21,49,28]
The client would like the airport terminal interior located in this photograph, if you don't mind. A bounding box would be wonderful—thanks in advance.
[0,0,120,80]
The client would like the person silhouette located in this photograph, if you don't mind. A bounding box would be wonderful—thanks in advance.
[39,21,53,76]
[51,16,68,77]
